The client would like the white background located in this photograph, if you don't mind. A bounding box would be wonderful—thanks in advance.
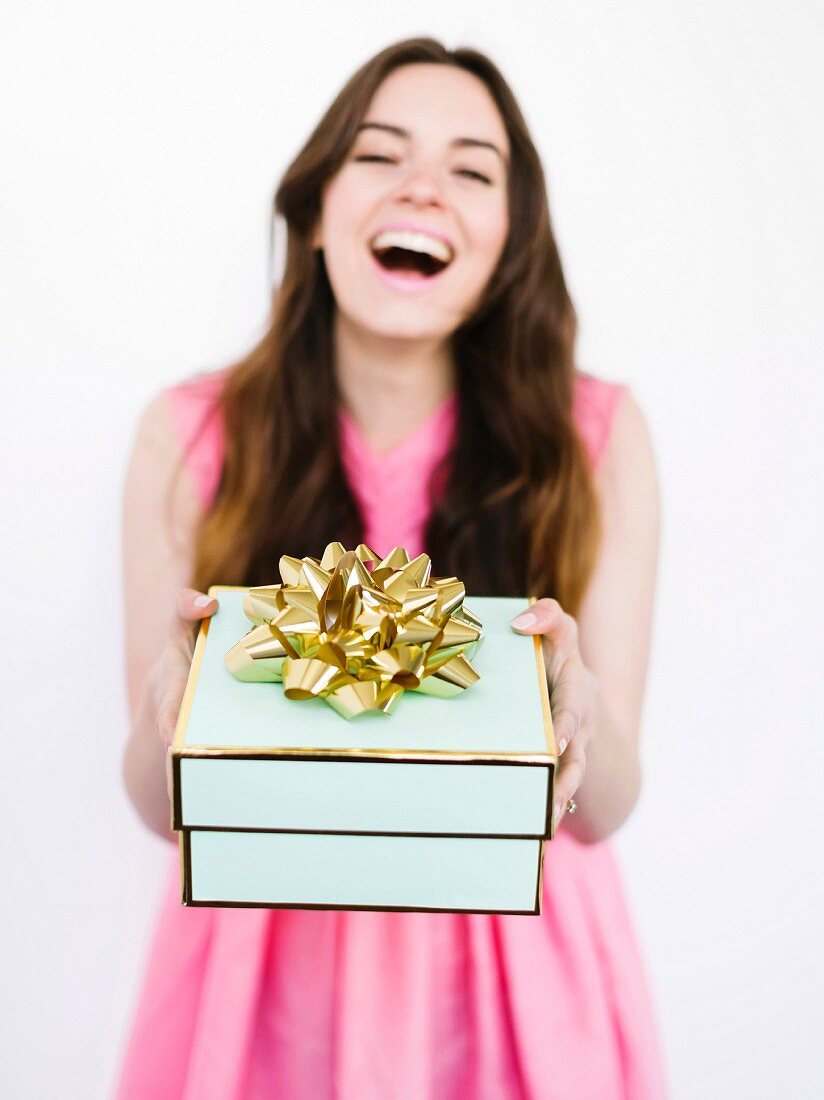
[2,2,822,1097]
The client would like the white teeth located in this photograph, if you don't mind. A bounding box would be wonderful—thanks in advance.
[370,229,454,264]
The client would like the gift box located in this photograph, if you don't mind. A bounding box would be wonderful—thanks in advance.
[171,546,558,915]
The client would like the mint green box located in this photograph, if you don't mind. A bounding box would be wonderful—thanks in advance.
[172,587,558,915]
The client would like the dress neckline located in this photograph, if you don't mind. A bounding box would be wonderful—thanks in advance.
[338,391,458,468]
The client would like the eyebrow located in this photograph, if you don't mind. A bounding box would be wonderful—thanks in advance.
[355,121,508,164]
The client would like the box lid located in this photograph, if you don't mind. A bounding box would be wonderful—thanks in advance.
[174,589,555,757]
[172,588,558,838]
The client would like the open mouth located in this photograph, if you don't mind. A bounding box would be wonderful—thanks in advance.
[369,229,454,279]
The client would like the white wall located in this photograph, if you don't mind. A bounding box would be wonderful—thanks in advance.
[2,2,822,1096]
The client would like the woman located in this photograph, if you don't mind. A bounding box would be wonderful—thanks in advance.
[118,37,666,1100]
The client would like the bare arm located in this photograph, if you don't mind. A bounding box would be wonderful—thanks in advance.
[570,390,660,840]
[120,391,215,841]
[511,391,661,842]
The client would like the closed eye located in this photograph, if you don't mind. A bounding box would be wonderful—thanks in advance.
[353,155,492,185]
[455,168,492,185]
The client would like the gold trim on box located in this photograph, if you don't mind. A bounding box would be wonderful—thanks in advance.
[178,829,186,902]
[171,600,215,754]
[535,838,546,911]
[528,594,558,840]
[175,822,550,841]
[184,899,542,915]
[528,594,556,755]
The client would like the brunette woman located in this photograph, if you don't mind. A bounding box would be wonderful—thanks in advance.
[118,37,666,1099]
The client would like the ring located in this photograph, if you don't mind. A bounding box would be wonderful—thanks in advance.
[565,798,577,815]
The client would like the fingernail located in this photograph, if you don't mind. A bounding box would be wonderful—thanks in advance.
[558,738,567,754]
[510,611,537,629]
[194,595,213,607]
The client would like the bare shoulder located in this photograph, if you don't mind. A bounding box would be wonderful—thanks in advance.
[129,389,180,466]
[122,389,201,716]
[139,387,172,428]
[599,390,656,480]
[124,389,201,535]
[594,390,660,534]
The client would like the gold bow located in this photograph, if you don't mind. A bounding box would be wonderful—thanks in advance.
[224,542,484,719]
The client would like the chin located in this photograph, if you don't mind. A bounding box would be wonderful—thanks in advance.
[344,301,457,344]
[367,318,454,344]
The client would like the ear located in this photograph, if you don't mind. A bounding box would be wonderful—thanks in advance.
[310,219,323,251]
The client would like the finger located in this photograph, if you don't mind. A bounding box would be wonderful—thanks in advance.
[545,655,589,752]
[510,598,576,645]
[552,737,587,827]
[157,670,190,748]
[551,705,580,757]
[165,747,174,804]
[176,587,219,622]
[511,602,579,686]
[169,589,219,650]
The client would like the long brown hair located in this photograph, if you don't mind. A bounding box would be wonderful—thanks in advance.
[186,37,600,614]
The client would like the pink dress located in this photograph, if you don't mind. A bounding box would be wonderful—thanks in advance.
[115,371,668,1100]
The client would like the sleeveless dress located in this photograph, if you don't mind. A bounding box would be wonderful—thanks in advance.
[115,371,668,1100]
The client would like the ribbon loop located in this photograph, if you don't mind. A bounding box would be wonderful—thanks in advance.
[224,543,484,719]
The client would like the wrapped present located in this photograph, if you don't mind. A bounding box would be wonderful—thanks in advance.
[171,543,558,914]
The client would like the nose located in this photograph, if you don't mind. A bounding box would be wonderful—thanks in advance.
[393,166,445,209]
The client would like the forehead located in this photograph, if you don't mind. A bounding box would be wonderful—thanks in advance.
[363,63,510,157]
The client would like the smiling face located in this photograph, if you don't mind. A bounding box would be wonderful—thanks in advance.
[313,63,511,344]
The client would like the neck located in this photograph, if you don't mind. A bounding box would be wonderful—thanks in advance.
[333,311,457,450]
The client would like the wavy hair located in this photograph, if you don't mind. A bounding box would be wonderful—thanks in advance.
[186,37,600,614]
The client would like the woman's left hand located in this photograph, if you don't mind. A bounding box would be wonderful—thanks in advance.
[509,597,598,832]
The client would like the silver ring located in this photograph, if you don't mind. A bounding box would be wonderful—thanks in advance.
[565,798,577,815]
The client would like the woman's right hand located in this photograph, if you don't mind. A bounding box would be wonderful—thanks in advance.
[150,588,219,751]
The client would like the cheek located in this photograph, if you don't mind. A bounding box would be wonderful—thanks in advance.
[320,178,380,289]
[321,170,376,241]
[487,207,510,262]
[466,206,509,277]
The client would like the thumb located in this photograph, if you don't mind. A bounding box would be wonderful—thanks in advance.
[175,587,219,622]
